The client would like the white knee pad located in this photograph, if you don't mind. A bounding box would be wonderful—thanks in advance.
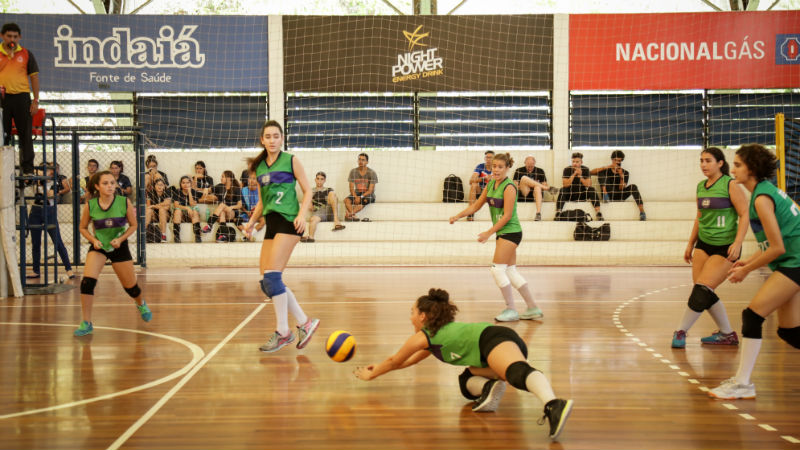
[490,264,511,288]
[506,265,527,289]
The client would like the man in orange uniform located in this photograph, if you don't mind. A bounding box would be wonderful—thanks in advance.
[0,23,39,175]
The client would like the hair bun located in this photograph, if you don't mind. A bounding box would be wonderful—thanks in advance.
[428,288,449,303]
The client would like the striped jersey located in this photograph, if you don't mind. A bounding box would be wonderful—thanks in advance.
[486,177,521,235]
[256,152,299,222]
[89,195,128,252]
[697,175,738,246]
[422,322,492,367]
[749,181,800,270]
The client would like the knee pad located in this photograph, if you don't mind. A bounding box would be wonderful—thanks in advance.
[505,361,536,391]
[687,284,719,312]
[490,264,510,289]
[458,368,480,400]
[260,271,286,298]
[777,326,800,349]
[741,308,765,339]
[80,277,97,295]
[124,284,141,299]
[506,265,527,290]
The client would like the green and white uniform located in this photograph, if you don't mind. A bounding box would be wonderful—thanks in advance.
[89,195,128,252]
[486,178,521,236]
[422,322,492,367]
[696,175,738,246]
[256,152,299,222]
[749,181,800,270]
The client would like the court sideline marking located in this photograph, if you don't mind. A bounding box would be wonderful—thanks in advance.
[612,285,799,446]
[0,323,204,420]
[105,300,269,450]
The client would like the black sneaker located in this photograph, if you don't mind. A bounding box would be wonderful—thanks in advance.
[534,212,542,222]
[471,379,506,412]
[538,398,573,440]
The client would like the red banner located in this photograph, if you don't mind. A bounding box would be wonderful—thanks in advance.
[570,11,800,90]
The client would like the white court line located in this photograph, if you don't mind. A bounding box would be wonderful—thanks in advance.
[722,404,738,410]
[782,435,800,444]
[759,424,777,431]
[0,323,204,420]
[740,413,756,420]
[106,301,269,450]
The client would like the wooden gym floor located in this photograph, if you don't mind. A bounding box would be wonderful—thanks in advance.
[1,265,799,450]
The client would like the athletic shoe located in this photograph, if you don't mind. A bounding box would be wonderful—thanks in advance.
[74,320,93,336]
[538,398,573,440]
[672,330,686,348]
[639,212,647,221]
[202,225,211,233]
[535,213,542,222]
[701,330,739,345]
[216,235,228,243]
[520,307,544,320]
[495,308,519,322]
[137,302,152,322]
[296,318,320,349]
[472,379,506,412]
[259,331,296,353]
[161,233,167,241]
[596,212,604,221]
[709,378,756,399]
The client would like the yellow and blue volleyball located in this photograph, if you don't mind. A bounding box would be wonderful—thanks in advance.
[325,330,356,362]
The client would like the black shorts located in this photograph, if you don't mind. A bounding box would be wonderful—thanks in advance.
[346,193,375,205]
[264,211,302,240]
[497,231,522,246]
[776,266,800,287]
[695,238,737,261]
[478,326,528,366]
[87,239,132,263]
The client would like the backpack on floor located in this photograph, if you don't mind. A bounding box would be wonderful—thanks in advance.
[573,222,611,241]
[145,223,162,243]
[555,209,592,222]
[443,174,464,203]
[215,224,237,242]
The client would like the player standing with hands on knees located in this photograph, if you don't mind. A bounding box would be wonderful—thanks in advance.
[74,171,151,336]
[243,120,320,353]
[709,144,800,400]
[354,288,573,441]
[449,153,543,322]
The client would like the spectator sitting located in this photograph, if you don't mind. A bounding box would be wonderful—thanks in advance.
[202,170,242,241]
[556,152,602,221]
[54,163,71,204]
[110,160,132,198]
[238,174,265,241]
[171,175,204,243]
[590,150,647,221]
[301,171,345,243]
[467,150,494,221]
[239,168,250,188]
[192,160,214,196]
[513,155,557,221]
[344,153,377,221]
[144,154,169,192]
[146,178,171,242]
[80,158,98,203]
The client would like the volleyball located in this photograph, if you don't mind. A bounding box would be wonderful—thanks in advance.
[325,330,356,362]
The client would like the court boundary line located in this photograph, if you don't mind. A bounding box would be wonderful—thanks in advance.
[612,285,799,446]
[0,323,204,420]
[105,300,269,450]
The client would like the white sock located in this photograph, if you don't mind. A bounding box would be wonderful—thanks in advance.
[466,375,490,397]
[734,338,762,385]
[677,308,702,332]
[516,283,538,309]
[500,284,515,309]
[271,292,290,336]
[285,287,308,326]
[525,370,556,404]
[708,301,734,334]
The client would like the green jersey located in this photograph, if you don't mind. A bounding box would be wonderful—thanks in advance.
[89,195,128,252]
[696,175,738,246]
[256,152,299,222]
[422,322,492,367]
[749,181,800,270]
[486,178,521,235]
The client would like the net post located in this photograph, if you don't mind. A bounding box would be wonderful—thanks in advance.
[776,113,785,192]
[0,141,23,297]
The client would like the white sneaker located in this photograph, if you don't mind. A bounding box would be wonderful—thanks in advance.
[520,307,543,320]
[495,308,519,322]
[709,378,756,399]
[472,379,506,412]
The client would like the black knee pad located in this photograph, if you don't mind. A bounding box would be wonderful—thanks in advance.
[741,308,765,339]
[124,284,141,298]
[80,277,97,295]
[777,327,800,349]
[687,284,719,312]
[505,361,536,391]
[458,368,479,400]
